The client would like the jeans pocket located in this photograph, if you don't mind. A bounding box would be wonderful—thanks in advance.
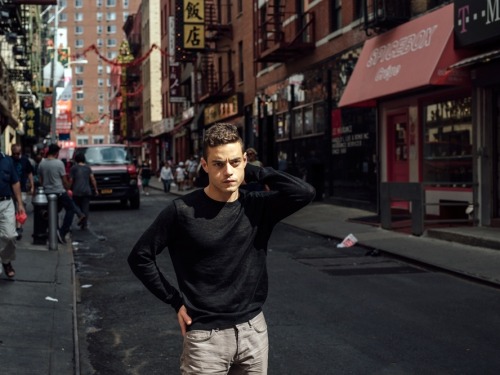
[251,313,268,334]
[185,329,215,343]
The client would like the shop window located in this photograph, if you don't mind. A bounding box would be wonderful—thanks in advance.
[315,105,325,132]
[423,97,472,186]
[304,107,314,134]
[293,109,303,136]
[276,113,290,140]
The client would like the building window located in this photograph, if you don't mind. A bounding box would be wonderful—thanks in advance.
[123,0,129,8]
[106,0,116,6]
[354,0,364,19]
[330,0,342,32]
[97,12,103,21]
[75,0,83,8]
[75,79,84,86]
[106,65,111,74]
[106,12,117,21]
[75,26,84,34]
[97,39,103,47]
[107,25,117,33]
[97,25,103,34]
[423,97,473,186]
[238,41,243,83]
[92,136,105,144]
[59,13,68,22]
[77,136,89,145]
[98,78,104,87]
[107,51,117,59]
[75,39,84,48]
[98,105,104,113]
[97,0,102,7]
[76,105,84,114]
[107,39,117,47]
[75,13,84,22]
[75,65,84,74]
[237,0,243,14]
[98,93,104,101]
[76,91,84,100]
[97,64,103,75]
[123,12,129,22]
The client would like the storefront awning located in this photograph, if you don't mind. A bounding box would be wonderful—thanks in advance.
[339,4,470,108]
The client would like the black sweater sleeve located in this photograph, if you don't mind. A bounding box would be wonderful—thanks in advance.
[127,203,184,312]
[244,163,316,223]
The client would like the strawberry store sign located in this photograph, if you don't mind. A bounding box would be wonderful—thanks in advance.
[455,0,500,47]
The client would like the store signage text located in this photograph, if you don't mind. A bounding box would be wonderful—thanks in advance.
[204,94,242,125]
[455,0,500,47]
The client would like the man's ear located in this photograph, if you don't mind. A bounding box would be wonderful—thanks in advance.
[201,157,208,173]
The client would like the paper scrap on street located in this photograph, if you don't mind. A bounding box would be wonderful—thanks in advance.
[45,296,58,302]
[337,233,358,248]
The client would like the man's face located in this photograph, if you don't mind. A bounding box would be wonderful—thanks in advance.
[201,142,247,201]
[11,147,21,160]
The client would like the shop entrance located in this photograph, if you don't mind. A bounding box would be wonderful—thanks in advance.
[387,112,410,210]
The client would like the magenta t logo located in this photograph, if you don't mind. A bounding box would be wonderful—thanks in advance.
[458,5,470,33]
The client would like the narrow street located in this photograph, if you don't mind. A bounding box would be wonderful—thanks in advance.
[73,190,500,375]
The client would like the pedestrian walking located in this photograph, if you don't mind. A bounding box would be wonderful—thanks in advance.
[175,161,186,191]
[0,151,26,278]
[186,155,199,189]
[159,160,174,193]
[70,152,98,229]
[38,144,82,244]
[139,159,152,195]
[10,144,34,240]
[128,122,315,374]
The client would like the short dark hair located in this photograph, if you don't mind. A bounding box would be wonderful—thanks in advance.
[202,123,243,160]
[74,153,86,163]
[47,144,60,156]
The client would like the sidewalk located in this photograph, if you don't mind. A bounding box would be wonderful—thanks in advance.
[151,179,500,287]
[0,207,76,375]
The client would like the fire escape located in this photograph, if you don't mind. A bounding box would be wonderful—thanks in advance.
[196,0,233,103]
[364,0,411,35]
[254,0,315,63]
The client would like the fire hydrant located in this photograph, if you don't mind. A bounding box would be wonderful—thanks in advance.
[32,186,49,245]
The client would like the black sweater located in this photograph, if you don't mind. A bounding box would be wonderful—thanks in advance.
[128,164,315,330]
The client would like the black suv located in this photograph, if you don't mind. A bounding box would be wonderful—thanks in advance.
[73,144,140,209]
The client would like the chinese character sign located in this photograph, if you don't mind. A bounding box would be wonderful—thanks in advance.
[182,0,205,49]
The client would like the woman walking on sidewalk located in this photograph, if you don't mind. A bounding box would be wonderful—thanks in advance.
[159,160,174,193]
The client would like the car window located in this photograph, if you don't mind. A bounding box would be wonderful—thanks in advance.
[76,146,132,165]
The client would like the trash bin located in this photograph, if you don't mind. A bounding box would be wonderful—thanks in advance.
[32,186,48,245]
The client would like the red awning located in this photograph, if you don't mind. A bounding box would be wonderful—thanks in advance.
[339,4,471,107]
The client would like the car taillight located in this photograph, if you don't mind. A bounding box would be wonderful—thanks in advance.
[127,164,138,178]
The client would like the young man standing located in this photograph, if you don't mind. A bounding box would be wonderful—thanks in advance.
[128,123,315,374]
[0,151,25,278]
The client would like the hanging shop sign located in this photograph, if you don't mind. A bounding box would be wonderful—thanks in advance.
[455,0,500,47]
[203,94,243,125]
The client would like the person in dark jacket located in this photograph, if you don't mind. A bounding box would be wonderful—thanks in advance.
[128,123,315,374]
[0,151,25,278]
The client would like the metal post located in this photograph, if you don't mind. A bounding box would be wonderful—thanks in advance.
[50,4,59,144]
[47,194,58,250]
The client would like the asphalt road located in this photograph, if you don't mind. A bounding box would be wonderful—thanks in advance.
[73,189,500,375]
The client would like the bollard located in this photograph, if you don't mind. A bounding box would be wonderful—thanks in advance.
[47,193,58,251]
[32,187,49,245]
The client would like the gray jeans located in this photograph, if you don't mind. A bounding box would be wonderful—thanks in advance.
[180,312,269,375]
